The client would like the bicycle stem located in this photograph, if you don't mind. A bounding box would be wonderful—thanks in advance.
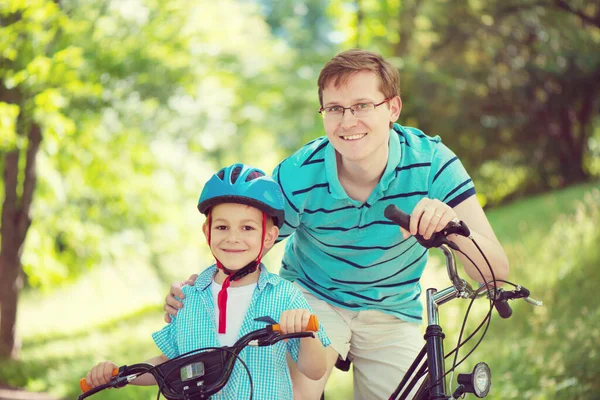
[427,244,480,326]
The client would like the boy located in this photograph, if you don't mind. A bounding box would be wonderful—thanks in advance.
[84,163,330,399]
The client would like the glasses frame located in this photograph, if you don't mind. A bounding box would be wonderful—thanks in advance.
[318,98,392,119]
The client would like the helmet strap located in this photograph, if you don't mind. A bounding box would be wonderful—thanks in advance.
[208,212,267,333]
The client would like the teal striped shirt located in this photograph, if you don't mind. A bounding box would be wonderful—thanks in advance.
[273,124,476,323]
[152,264,330,400]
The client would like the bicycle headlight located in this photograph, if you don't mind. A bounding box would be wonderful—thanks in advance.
[457,362,491,398]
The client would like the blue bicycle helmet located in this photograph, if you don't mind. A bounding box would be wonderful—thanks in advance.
[198,164,285,228]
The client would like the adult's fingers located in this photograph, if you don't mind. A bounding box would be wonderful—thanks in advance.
[409,200,429,236]
[163,310,173,324]
[186,273,199,286]
[400,226,410,239]
[422,207,449,239]
[418,204,438,237]
[170,282,186,302]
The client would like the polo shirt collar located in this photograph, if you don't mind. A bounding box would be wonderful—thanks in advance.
[324,128,401,200]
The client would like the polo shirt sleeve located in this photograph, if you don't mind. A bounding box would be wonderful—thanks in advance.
[272,162,300,243]
[428,142,476,208]
[284,288,331,363]
[152,313,180,359]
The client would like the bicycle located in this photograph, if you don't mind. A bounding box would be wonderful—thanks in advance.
[78,315,319,399]
[381,204,542,399]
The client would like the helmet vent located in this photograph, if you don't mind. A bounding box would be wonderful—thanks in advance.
[246,170,265,182]
[230,166,243,184]
[216,169,225,180]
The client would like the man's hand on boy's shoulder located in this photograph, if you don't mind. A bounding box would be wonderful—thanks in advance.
[279,309,313,334]
[164,273,198,323]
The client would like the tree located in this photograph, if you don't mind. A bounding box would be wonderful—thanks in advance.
[0,0,308,360]
[325,0,600,204]
[0,0,195,358]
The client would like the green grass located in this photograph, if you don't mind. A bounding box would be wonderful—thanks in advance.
[2,181,599,399]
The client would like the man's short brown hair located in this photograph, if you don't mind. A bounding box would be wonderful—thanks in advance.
[317,49,400,107]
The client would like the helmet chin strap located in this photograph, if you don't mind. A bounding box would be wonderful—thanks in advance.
[207,212,267,334]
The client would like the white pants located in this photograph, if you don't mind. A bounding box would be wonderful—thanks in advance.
[296,284,424,400]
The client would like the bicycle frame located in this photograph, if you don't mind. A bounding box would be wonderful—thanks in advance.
[391,244,481,400]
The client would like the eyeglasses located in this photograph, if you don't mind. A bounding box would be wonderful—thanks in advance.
[319,98,391,120]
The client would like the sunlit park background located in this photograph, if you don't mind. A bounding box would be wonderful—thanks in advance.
[0,0,599,399]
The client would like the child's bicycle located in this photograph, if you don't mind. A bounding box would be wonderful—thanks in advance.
[78,315,319,400]
[341,205,541,400]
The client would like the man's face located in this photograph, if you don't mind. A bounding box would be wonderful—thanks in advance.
[321,70,401,164]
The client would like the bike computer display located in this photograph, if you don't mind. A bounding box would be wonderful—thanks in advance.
[180,361,205,382]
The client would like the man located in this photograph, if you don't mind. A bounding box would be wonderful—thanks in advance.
[164,49,509,399]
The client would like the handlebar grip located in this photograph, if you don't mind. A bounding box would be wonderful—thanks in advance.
[80,368,119,393]
[384,204,411,231]
[272,314,319,333]
[494,299,513,319]
[304,314,319,332]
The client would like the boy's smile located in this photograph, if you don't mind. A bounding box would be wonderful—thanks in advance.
[208,203,264,270]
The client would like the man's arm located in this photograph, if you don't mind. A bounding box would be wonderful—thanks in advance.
[451,196,509,282]
[404,196,509,283]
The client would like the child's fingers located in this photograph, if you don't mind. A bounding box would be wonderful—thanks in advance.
[88,366,101,388]
[294,311,304,333]
[301,311,311,331]
[88,362,116,387]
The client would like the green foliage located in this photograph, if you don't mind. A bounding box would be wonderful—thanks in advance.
[478,189,600,399]
[434,183,600,400]
[326,0,600,198]
[0,184,597,399]
[3,0,302,290]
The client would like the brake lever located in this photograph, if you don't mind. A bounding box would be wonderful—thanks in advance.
[524,297,543,306]
[410,221,471,249]
[270,332,315,344]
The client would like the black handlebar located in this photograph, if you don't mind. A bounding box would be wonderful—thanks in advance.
[384,205,470,249]
[79,317,318,400]
[493,286,531,319]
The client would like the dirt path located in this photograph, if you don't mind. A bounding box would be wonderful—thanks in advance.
[0,383,57,400]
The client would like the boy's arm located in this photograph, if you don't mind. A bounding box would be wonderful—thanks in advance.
[279,309,327,381]
[296,335,327,380]
[84,354,169,389]
[131,354,170,386]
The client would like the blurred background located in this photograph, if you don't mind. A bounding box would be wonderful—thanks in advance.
[0,0,599,399]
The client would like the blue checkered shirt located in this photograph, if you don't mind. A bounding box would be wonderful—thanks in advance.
[152,264,330,400]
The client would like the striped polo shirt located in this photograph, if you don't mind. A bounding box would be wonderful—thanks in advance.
[152,264,331,400]
[273,124,475,323]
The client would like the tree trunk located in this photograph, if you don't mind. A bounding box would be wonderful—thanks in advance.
[0,228,23,359]
[0,124,41,359]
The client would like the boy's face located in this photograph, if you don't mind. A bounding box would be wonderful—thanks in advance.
[321,70,401,164]
[203,203,278,270]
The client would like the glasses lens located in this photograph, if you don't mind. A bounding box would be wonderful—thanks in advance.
[323,107,343,119]
[351,103,375,116]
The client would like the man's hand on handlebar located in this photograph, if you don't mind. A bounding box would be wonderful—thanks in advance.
[164,273,198,323]
[401,198,458,240]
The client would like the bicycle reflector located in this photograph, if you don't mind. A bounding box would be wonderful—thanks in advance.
[457,362,491,398]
